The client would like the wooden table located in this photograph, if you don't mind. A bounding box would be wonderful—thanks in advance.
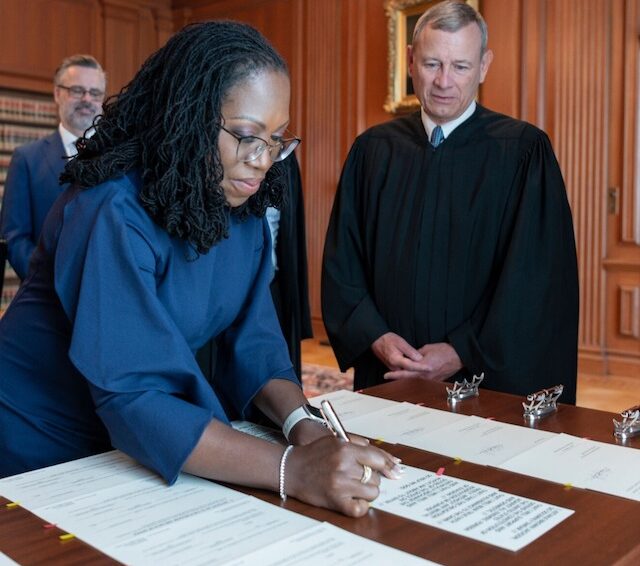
[2,379,639,565]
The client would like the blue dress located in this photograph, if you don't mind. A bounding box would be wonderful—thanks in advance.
[0,172,297,481]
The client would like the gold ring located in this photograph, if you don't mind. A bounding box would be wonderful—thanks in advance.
[360,464,372,484]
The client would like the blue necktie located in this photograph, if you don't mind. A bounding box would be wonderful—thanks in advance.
[430,125,444,148]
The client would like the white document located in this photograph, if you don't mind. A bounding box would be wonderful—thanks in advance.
[373,465,573,552]
[0,553,19,566]
[0,451,155,508]
[500,433,640,500]
[231,420,284,444]
[33,473,316,566]
[0,451,440,564]
[221,522,439,565]
[309,389,399,422]
[343,402,467,444]
[409,415,555,466]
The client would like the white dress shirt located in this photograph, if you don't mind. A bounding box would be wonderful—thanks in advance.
[420,100,477,142]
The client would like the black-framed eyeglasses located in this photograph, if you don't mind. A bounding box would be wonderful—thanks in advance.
[56,84,105,101]
[220,126,301,163]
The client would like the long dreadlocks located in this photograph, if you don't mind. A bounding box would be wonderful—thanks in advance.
[61,20,288,253]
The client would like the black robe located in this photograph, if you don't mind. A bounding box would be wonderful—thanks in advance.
[197,152,312,381]
[270,152,313,377]
[322,106,579,404]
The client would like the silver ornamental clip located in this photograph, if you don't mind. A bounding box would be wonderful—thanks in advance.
[446,373,484,403]
[522,385,564,420]
[613,406,640,440]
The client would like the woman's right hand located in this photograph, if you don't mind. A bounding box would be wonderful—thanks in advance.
[283,435,403,517]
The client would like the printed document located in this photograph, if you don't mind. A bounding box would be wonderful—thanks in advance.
[500,433,640,500]
[0,451,438,565]
[341,402,467,444]
[374,465,573,552]
[409,415,556,466]
[309,389,399,421]
[222,522,438,565]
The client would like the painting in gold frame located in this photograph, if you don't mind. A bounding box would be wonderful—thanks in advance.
[384,0,479,114]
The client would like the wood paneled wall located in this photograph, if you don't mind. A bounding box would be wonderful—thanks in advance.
[173,0,390,339]
[0,0,173,96]
[606,0,640,376]
[1,0,637,376]
[481,0,639,376]
[548,0,609,367]
[175,0,639,377]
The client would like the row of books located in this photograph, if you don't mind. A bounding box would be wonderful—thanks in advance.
[0,124,55,153]
[0,93,58,126]
[1,153,10,183]
[1,278,19,312]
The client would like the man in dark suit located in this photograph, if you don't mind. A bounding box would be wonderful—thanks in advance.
[0,54,106,279]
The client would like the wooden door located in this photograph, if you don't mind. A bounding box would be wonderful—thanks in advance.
[604,0,640,377]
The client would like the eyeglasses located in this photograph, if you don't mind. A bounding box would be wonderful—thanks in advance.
[56,84,105,101]
[220,126,300,163]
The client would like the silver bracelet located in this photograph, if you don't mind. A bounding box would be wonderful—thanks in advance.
[279,445,295,501]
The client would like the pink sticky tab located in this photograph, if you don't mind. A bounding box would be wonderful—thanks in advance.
[416,402,425,406]
[486,417,495,420]
[355,389,364,394]
[436,467,445,476]
[43,523,57,529]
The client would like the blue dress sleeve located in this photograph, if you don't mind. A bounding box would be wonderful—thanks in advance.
[53,181,225,484]
[213,218,300,418]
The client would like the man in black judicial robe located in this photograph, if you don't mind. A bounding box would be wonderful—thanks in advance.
[321,1,579,403]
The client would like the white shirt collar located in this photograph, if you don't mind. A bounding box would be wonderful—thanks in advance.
[58,123,95,158]
[420,100,477,141]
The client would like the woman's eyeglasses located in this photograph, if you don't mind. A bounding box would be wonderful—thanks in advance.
[221,126,300,163]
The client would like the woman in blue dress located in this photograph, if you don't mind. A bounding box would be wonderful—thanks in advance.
[0,21,401,517]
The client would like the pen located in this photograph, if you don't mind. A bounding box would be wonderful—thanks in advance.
[320,400,350,442]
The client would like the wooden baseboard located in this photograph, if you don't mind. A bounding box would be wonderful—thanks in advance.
[579,349,639,379]
[607,354,640,378]
[578,351,607,375]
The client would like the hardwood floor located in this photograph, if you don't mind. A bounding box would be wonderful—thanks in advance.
[576,373,640,413]
[301,338,640,414]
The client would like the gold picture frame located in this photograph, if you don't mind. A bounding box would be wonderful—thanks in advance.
[384,0,479,114]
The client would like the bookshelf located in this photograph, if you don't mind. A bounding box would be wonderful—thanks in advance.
[0,89,58,312]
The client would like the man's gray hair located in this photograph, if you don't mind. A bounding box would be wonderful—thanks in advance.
[413,1,488,54]
[54,54,105,85]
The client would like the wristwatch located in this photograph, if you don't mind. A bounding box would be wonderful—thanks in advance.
[282,404,326,441]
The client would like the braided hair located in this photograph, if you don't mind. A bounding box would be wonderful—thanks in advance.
[61,20,289,253]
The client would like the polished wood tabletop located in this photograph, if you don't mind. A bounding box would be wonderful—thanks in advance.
[2,379,639,565]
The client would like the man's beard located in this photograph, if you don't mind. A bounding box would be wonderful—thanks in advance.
[68,103,98,133]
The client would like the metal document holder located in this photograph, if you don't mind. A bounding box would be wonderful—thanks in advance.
[613,406,640,441]
[522,385,564,420]
[446,373,484,403]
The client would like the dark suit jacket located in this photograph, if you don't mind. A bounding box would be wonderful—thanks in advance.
[0,131,68,279]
